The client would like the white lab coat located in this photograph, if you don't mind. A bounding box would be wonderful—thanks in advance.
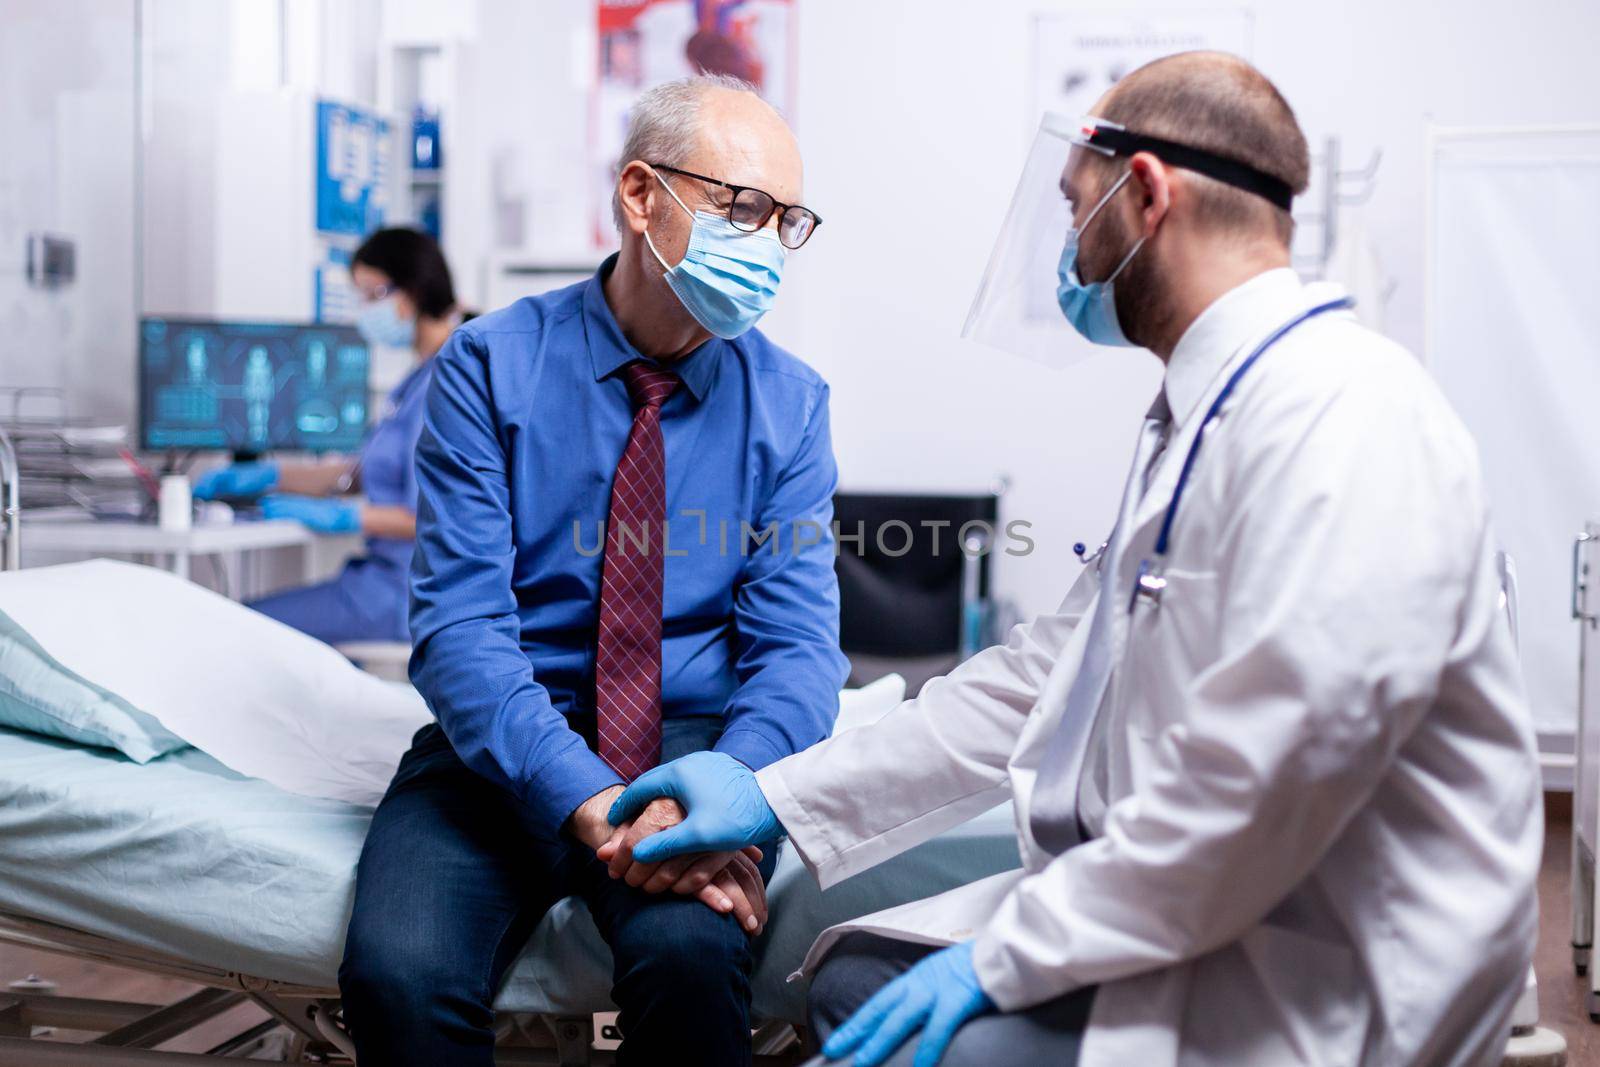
[758,270,1542,1067]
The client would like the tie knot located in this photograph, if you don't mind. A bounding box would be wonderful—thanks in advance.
[623,361,680,411]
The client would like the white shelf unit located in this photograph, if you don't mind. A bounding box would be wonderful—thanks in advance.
[376,37,487,318]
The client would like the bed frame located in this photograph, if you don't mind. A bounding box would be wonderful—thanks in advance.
[0,912,806,1064]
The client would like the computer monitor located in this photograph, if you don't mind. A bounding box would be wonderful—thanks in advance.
[139,317,370,454]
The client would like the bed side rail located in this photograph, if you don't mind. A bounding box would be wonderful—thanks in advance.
[0,426,19,571]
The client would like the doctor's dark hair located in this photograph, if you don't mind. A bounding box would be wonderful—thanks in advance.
[1096,51,1310,245]
[352,228,457,319]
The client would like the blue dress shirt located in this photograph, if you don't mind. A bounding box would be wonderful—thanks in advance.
[409,257,849,831]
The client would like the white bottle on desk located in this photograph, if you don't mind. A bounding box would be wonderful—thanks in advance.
[158,475,192,533]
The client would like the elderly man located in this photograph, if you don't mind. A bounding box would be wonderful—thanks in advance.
[607,52,1542,1067]
[338,75,847,1064]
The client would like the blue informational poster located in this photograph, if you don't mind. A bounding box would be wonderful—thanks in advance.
[315,100,392,237]
[314,244,359,324]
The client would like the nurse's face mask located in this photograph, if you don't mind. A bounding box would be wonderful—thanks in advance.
[643,168,788,340]
[356,289,417,350]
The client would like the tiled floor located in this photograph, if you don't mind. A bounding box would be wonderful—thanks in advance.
[1534,794,1599,1063]
[0,942,274,1052]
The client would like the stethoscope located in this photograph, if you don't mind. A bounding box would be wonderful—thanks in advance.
[1076,295,1356,615]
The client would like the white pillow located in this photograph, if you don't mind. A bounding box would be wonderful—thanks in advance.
[0,561,904,806]
[0,605,189,762]
[0,560,429,806]
[834,673,906,734]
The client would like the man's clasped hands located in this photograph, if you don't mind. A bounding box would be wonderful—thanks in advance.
[568,781,769,936]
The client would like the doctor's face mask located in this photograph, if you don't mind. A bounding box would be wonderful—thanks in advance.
[1056,167,1147,347]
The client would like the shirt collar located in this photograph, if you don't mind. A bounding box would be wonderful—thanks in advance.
[582,254,720,402]
[1162,267,1306,429]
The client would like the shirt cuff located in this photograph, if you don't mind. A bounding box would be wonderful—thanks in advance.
[714,725,790,772]
[527,745,625,833]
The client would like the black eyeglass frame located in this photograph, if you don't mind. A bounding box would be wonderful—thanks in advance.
[647,162,822,249]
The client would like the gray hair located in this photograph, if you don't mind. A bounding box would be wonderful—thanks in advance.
[611,74,759,232]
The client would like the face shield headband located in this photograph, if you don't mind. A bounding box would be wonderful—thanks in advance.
[962,113,1298,368]
[1072,118,1294,211]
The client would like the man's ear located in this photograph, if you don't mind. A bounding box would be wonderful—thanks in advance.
[1128,151,1172,239]
[616,161,655,237]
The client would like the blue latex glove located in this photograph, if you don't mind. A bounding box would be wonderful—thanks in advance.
[824,942,996,1067]
[606,751,783,863]
[192,462,278,501]
[260,494,362,534]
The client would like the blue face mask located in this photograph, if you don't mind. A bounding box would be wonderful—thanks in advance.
[1056,170,1146,347]
[645,172,786,340]
[356,294,417,349]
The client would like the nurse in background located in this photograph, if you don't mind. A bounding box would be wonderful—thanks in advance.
[194,227,465,645]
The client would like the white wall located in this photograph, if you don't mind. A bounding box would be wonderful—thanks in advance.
[767,0,1600,619]
[141,0,386,323]
[436,0,1600,620]
[1426,132,1600,736]
[440,0,599,302]
[11,0,1600,625]
[139,0,231,320]
[0,0,136,422]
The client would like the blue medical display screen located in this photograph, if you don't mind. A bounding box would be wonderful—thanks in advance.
[139,318,370,453]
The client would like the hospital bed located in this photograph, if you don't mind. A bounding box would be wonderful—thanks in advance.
[0,705,1019,1064]
[0,537,1021,1063]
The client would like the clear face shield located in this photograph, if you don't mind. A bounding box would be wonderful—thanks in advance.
[962,114,1120,369]
[963,114,1298,366]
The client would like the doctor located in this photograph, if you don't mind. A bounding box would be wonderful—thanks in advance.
[194,228,464,644]
[603,52,1543,1067]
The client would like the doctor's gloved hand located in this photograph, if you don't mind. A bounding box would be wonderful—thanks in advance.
[605,751,782,863]
[260,494,362,534]
[824,942,996,1067]
[594,792,770,935]
[192,462,278,501]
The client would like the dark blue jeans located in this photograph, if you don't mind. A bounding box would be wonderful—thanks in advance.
[339,717,775,1065]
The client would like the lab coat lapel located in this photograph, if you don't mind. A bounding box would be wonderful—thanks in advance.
[1123,420,1196,553]
[1027,411,1169,853]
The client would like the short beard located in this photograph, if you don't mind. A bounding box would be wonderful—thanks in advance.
[1102,211,1168,350]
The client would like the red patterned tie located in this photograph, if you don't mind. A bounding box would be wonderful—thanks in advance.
[595,361,680,781]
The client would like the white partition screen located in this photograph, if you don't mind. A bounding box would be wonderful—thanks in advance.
[1426,126,1600,739]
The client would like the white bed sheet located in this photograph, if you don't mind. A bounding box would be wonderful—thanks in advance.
[0,725,1021,1022]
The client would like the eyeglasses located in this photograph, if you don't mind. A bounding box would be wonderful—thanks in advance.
[649,163,822,250]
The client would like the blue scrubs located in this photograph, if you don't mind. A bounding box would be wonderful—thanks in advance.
[247,359,436,645]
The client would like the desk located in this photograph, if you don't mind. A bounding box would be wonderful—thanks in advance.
[21,516,314,596]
